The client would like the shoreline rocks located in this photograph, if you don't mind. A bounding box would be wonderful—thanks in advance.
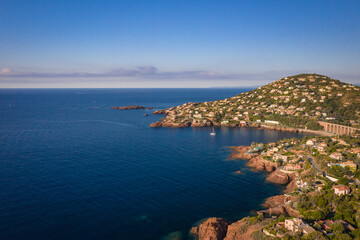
[246,156,277,172]
[190,218,228,240]
[149,118,333,136]
[150,121,163,128]
[162,144,303,240]
[187,145,300,239]
[266,169,294,185]
[224,217,272,240]
[228,146,254,160]
[152,109,167,115]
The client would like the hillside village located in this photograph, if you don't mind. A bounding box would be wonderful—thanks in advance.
[151,74,360,131]
[190,134,360,240]
[174,74,360,240]
[249,134,360,239]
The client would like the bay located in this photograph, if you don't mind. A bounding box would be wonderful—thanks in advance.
[0,88,302,240]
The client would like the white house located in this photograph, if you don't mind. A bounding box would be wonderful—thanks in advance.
[333,185,350,195]
[285,218,315,234]
[264,120,279,125]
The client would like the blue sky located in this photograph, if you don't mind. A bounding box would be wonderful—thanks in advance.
[0,0,359,87]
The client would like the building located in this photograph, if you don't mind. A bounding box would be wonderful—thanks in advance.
[264,120,280,125]
[333,185,351,195]
[306,139,316,146]
[316,220,355,232]
[329,152,344,160]
[273,153,289,162]
[285,218,315,234]
[339,160,357,172]
[284,164,302,171]
[316,142,328,153]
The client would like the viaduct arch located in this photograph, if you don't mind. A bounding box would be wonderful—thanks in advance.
[318,121,357,135]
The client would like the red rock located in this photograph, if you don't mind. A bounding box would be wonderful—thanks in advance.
[111,105,147,110]
[266,169,293,184]
[150,121,162,127]
[228,146,255,160]
[152,110,167,115]
[246,156,277,172]
[190,217,228,240]
[284,179,298,193]
[224,217,271,240]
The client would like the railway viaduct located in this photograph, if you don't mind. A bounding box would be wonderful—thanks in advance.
[318,121,358,135]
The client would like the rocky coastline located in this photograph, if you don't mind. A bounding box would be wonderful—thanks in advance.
[150,112,333,136]
[187,145,300,240]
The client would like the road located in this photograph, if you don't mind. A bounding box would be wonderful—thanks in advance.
[306,146,326,177]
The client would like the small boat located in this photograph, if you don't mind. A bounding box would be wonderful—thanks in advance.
[210,126,216,136]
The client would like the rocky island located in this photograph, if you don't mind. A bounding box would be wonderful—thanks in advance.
[112,105,153,110]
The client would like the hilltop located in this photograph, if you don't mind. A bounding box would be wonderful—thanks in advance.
[151,74,360,130]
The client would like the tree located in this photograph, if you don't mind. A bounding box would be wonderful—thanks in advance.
[331,222,345,233]
[332,233,352,240]
[301,231,327,240]
[338,177,349,185]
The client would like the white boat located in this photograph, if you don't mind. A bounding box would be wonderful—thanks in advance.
[210,127,216,136]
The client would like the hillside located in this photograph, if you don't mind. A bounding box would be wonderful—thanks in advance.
[151,74,360,130]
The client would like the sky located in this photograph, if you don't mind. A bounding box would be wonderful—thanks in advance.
[0,0,359,88]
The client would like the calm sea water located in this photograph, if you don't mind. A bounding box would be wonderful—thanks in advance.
[0,89,302,240]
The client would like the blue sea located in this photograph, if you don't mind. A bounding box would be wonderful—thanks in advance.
[0,89,303,240]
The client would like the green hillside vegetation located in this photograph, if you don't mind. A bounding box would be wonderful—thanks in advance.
[155,74,360,130]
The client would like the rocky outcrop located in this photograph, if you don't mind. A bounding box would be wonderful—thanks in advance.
[246,156,277,172]
[266,169,294,184]
[153,109,167,115]
[228,146,256,160]
[111,105,147,110]
[190,217,228,240]
[150,121,163,127]
[261,195,299,217]
[224,218,271,240]
[229,146,277,172]
[263,195,295,209]
[284,179,298,193]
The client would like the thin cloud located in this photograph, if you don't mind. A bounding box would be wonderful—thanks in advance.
[0,66,265,80]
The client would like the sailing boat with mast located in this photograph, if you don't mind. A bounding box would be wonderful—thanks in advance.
[210,126,216,136]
